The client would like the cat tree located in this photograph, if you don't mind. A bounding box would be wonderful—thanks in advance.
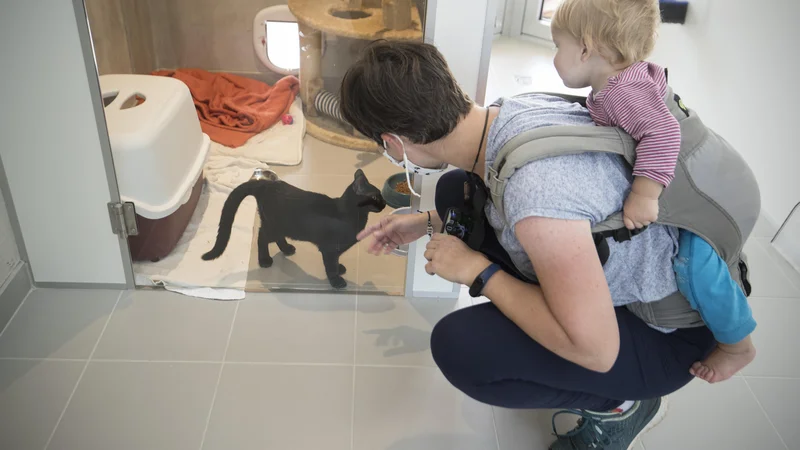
[288,0,423,151]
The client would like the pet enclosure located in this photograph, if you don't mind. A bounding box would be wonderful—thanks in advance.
[79,0,431,296]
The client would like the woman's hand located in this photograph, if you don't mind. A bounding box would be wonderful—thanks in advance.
[424,234,491,285]
[358,213,429,255]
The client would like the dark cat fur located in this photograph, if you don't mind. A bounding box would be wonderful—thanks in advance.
[202,169,386,289]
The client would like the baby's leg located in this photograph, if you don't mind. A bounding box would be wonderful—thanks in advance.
[691,336,756,383]
[674,231,758,383]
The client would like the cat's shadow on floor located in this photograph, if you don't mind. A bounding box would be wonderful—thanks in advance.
[362,326,432,358]
[245,253,398,299]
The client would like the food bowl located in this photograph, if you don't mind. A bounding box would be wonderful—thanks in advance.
[251,168,279,181]
[382,173,411,209]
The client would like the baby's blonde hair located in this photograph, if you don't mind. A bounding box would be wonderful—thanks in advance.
[551,0,660,66]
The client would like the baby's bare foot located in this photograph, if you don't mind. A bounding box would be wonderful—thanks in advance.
[690,340,756,383]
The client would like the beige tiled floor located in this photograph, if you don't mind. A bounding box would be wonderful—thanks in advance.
[246,137,407,295]
[0,227,798,449]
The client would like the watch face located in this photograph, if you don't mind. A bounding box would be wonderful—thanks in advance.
[469,277,485,298]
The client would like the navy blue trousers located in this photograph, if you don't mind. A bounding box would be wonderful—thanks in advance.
[431,170,715,410]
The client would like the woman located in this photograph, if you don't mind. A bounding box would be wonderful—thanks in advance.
[340,41,714,450]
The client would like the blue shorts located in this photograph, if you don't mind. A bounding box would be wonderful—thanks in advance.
[674,231,756,344]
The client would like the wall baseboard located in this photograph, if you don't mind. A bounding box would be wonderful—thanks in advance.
[0,262,31,331]
[34,281,128,290]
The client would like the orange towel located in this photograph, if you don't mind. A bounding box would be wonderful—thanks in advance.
[153,69,300,148]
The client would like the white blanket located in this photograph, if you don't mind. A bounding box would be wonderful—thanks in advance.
[132,102,305,299]
[210,98,305,166]
[133,154,262,299]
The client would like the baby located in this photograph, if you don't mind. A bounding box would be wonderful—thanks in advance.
[551,0,756,383]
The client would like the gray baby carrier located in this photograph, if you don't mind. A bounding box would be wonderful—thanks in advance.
[486,89,761,329]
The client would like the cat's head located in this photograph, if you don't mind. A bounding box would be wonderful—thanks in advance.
[350,169,386,213]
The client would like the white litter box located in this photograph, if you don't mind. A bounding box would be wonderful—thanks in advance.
[100,74,210,261]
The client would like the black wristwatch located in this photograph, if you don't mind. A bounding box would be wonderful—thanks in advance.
[468,263,502,298]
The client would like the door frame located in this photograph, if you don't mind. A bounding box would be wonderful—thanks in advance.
[70,0,136,289]
[506,0,556,44]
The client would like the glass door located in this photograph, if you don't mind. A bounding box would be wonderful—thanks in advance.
[521,0,562,41]
[495,0,508,35]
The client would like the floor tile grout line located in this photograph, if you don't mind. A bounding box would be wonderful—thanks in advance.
[0,286,34,339]
[198,300,240,450]
[86,359,224,364]
[741,377,789,450]
[0,357,87,362]
[490,407,501,450]
[43,289,124,450]
[742,375,800,380]
[223,361,356,366]
[0,357,444,368]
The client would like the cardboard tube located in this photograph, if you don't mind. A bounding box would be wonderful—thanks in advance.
[383,0,412,30]
[298,22,323,116]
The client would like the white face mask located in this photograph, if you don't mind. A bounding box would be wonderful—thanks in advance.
[382,133,447,197]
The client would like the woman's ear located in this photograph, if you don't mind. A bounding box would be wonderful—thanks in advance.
[380,133,400,150]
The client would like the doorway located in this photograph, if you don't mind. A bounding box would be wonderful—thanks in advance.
[83,0,430,297]
[512,0,563,41]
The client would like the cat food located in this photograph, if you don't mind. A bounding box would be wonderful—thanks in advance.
[395,181,411,195]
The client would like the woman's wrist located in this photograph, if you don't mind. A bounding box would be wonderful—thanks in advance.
[460,253,492,286]
[417,210,442,234]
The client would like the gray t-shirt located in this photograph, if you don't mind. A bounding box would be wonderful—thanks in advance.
[485,93,679,307]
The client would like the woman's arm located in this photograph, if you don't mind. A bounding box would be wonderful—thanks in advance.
[359,211,443,255]
[482,216,619,372]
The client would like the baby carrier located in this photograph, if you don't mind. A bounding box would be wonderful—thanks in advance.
[486,89,761,329]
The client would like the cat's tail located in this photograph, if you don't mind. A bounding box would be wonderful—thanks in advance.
[202,180,261,261]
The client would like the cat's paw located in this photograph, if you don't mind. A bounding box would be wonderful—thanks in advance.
[338,264,347,275]
[259,257,274,268]
[328,276,347,290]
[281,244,296,256]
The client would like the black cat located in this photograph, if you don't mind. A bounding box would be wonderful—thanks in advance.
[202,169,386,289]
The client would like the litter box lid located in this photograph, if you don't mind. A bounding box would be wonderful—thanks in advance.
[100,74,209,220]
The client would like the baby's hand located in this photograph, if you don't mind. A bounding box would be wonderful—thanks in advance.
[623,192,659,230]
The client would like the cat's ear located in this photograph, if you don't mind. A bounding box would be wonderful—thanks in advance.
[352,169,369,194]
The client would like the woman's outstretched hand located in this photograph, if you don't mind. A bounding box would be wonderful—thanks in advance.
[424,233,490,285]
[358,213,428,255]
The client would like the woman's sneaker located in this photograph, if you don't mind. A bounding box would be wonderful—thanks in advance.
[548,397,668,450]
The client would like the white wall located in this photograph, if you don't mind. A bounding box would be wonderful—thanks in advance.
[648,0,800,225]
[0,181,21,286]
[432,0,492,100]
[0,0,128,285]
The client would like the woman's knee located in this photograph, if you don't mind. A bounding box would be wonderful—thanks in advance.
[430,307,485,389]
[431,307,536,408]
[434,170,469,220]
[431,311,466,372]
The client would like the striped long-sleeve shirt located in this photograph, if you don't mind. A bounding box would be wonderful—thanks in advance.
[587,61,681,187]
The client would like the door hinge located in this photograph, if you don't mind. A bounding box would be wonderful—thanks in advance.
[107,202,139,238]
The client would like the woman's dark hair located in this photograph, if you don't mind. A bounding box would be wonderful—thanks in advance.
[339,40,473,146]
